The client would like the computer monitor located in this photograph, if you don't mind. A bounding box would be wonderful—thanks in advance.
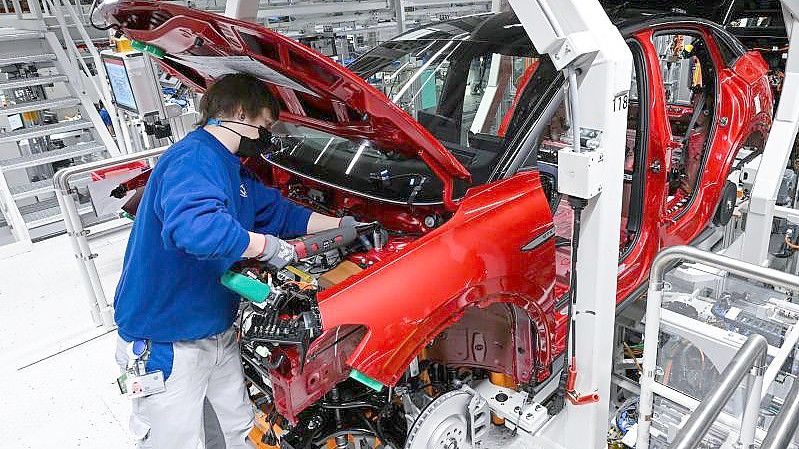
[103,55,139,114]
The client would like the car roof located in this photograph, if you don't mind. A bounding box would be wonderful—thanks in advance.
[390,9,673,43]
[388,9,745,62]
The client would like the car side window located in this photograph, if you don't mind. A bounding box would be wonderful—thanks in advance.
[653,32,717,216]
[461,55,542,139]
[354,39,558,190]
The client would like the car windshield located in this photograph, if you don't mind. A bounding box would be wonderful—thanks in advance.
[269,31,558,204]
[267,121,444,204]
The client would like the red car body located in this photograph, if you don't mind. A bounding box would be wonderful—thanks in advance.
[102,1,772,423]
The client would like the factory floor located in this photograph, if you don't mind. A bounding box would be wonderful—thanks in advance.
[0,229,133,448]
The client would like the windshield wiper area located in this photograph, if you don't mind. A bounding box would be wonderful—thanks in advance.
[369,170,428,205]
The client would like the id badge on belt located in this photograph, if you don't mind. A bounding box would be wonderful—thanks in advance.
[117,340,165,399]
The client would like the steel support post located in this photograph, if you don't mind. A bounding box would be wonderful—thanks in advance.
[740,0,799,266]
[507,1,631,448]
[224,0,258,22]
[394,0,406,34]
[739,356,767,448]
[55,188,105,327]
[761,374,799,449]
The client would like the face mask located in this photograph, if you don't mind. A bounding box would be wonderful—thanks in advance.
[209,119,273,158]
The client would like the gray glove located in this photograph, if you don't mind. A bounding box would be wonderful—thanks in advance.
[257,234,297,270]
[339,215,360,229]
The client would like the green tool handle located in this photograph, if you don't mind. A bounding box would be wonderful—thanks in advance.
[221,271,271,303]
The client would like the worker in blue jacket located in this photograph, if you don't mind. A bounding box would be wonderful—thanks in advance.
[113,73,353,449]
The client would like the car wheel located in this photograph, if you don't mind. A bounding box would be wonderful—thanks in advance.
[712,180,737,227]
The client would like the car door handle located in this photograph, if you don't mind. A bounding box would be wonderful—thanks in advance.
[650,160,662,174]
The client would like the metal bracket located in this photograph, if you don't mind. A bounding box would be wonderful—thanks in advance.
[468,388,490,447]
[76,253,98,261]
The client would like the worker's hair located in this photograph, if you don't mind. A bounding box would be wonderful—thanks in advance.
[197,73,280,125]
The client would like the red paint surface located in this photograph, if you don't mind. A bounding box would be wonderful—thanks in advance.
[103,2,772,419]
[612,27,772,304]
[100,0,469,211]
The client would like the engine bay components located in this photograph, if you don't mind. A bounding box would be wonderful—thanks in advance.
[226,222,385,377]
[225,228,556,449]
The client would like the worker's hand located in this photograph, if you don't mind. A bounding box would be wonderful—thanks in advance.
[257,234,297,270]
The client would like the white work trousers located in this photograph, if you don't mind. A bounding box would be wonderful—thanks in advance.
[115,327,255,449]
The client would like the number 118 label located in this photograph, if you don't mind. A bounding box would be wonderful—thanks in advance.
[613,92,629,112]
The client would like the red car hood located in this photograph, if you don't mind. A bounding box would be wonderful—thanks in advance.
[100,0,471,190]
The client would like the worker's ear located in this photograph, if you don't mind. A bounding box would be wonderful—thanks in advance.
[233,106,247,122]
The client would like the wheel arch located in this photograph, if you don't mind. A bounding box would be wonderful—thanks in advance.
[345,290,555,387]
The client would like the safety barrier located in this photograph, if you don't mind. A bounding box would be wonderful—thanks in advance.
[54,146,166,328]
[636,245,799,449]
[761,375,799,449]
[669,334,768,449]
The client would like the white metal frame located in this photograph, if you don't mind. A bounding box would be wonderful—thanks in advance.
[0,30,120,257]
[0,171,33,258]
[223,0,258,21]
[507,1,632,449]
[45,0,126,153]
[468,53,505,135]
[45,32,120,157]
[740,0,799,266]
[0,0,128,257]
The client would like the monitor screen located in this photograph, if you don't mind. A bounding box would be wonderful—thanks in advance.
[103,56,138,113]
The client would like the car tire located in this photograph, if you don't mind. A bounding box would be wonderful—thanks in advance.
[712,180,737,227]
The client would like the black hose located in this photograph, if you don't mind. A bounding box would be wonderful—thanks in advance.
[359,416,393,449]
[551,196,587,412]
[566,196,587,358]
[375,403,400,449]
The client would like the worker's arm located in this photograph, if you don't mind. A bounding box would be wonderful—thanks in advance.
[158,157,251,260]
[249,177,354,236]
[250,182,316,238]
[243,232,267,258]
[306,212,345,233]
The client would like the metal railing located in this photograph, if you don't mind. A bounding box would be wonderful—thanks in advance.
[636,245,799,449]
[670,334,768,449]
[54,146,166,328]
[761,376,799,449]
